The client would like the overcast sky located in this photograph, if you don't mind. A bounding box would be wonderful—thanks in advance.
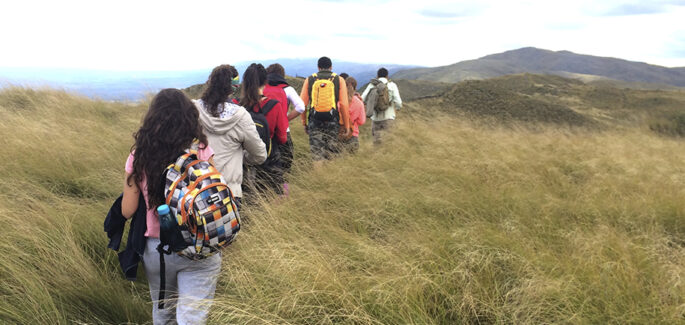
[1,0,684,71]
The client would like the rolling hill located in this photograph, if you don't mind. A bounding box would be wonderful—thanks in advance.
[393,47,685,87]
[409,73,685,134]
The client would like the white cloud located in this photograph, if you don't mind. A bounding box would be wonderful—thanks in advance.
[0,0,684,70]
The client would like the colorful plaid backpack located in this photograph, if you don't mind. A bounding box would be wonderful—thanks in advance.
[156,143,241,309]
[162,144,241,260]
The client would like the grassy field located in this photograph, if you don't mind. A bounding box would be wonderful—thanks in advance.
[0,82,683,324]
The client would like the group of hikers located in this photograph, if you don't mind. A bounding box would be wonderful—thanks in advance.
[104,56,403,324]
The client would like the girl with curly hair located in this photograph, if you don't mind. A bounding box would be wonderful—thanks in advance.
[121,88,220,324]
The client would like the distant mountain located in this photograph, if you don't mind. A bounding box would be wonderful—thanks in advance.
[232,59,420,86]
[0,60,419,101]
[392,47,685,87]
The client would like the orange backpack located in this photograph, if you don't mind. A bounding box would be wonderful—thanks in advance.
[307,71,340,123]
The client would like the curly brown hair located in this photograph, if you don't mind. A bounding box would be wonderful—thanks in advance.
[201,64,237,117]
[128,88,208,208]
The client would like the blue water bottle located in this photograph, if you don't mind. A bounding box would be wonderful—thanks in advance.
[158,204,186,252]
[157,204,175,233]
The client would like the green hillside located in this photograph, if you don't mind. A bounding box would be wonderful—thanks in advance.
[0,77,683,324]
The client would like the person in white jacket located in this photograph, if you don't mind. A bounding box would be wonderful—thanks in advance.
[194,64,267,206]
[361,67,402,145]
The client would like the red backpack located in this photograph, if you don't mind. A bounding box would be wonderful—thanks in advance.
[263,84,289,118]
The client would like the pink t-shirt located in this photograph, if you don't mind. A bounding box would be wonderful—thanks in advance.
[125,146,214,238]
[349,94,367,137]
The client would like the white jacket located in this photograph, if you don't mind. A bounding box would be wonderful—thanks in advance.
[361,77,403,121]
[194,99,267,197]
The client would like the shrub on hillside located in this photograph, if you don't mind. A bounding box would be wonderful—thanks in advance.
[648,113,685,137]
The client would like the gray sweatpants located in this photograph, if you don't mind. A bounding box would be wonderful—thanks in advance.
[143,238,222,325]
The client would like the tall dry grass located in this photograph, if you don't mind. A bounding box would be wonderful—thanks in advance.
[209,109,684,324]
[0,87,683,324]
[0,87,150,324]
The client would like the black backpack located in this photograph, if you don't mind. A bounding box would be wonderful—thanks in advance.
[248,99,280,162]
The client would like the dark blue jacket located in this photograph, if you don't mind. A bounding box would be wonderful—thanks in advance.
[104,193,147,281]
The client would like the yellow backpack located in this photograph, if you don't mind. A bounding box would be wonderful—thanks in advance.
[307,72,340,123]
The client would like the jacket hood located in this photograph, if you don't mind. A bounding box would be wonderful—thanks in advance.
[195,100,247,134]
[267,73,288,86]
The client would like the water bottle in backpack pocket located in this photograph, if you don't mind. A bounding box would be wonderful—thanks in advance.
[157,204,187,253]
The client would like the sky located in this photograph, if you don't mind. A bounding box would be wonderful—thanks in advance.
[1,0,684,71]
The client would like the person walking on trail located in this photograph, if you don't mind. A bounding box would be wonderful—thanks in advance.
[342,76,366,153]
[361,67,402,145]
[241,63,288,195]
[299,56,351,165]
[121,89,221,324]
[193,64,267,209]
[265,63,305,196]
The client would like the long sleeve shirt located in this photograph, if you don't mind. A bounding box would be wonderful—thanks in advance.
[299,72,350,130]
[361,77,402,122]
[285,86,305,114]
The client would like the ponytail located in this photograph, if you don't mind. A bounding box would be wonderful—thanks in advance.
[346,77,357,102]
[239,63,267,110]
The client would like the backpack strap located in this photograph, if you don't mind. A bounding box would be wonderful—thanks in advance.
[187,139,200,155]
[306,73,317,108]
[331,73,340,105]
[156,244,168,309]
[259,99,279,116]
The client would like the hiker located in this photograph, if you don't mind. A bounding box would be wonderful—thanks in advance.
[193,64,268,208]
[299,56,351,165]
[241,63,288,195]
[361,67,402,145]
[121,88,220,324]
[340,72,349,79]
[265,63,305,196]
[341,76,366,153]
